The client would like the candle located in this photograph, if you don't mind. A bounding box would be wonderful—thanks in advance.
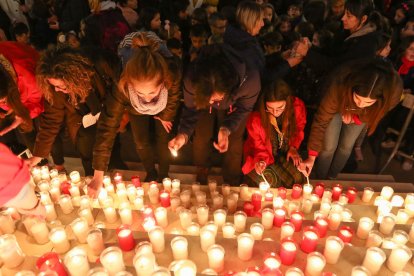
[258,208,274,230]
[143,217,156,232]
[346,187,357,203]
[281,221,295,240]
[381,237,396,249]
[362,247,386,275]
[314,217,328,238]
[208,179,217,193]
[387,245,412,272]
[87,228,105,255]
[44,203,58,222]
[196,205,209,226]
[173,259,197,276]
[320,202,331,216]
[169,236,188,260]
[234,211,247,232]
[303,183,313,199]
[301,198,313,214]
[162,178,172,191]
[240,184,250,201]
[338,226,353,243]
[366,230,383,248]
[195,191,207,205]
[103,206,118,223]
[49,227,70,253]
[179,209,192,229]
[30,219,50,244]
[332,184,343,201]
[288,201,301,216]
[214,209,227,228]
[351,266,371,276]
[323,236,344,264]
[133,196,144,211]
[221,184,231,197]
[377,200,392,216]
[357,217,374,239]
[191,181,200,193]
[154,207,168,228]
[291,184,302,199]
[119,207,133,225]
[251,192,262,212]
[250,223,264,240]
[36,252,67,275]
[328,212,341,231]
[222,222,236,238]
[280,237,297,265]
[362,187,374,203]
[305,252,326,276]
[271,208,286,227]
[148,184,160,205]
[212,194,224,210]
[200,228,215,252]
[207,244,225,272]
[157,190,171,208]
[148,226,165,253]
[100,247,125,275]
[314,183,324,198]
[186,222,200,236]
[380,186,393,201]
[0,212,15,234]
[379,214,395,235]
[64,249,90,276]
[0,234,25,268]
[409,224,414,244]
[180,190,191,208]
[395,209,410,225]
[285,267,304,276]
[300,226,319,253]
[290,211,304,232]
[243,202,254,216]
[71,217,89,243]
[322,189,332,200]
[69,184,80,198]
[227,195,238,214]
[117,225,135,251]
[69,171,81,183]
[392,230,409,245]
[79,208,94,226]
[338,193,349,204]
[237,233,255,261]
[59,194,74,214]
[275,187,286,199]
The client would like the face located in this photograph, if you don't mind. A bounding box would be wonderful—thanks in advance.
[331,1,345,17]
[288,5,301,19]
[48,78,68,94]
[209,92,225,105]
[312,33,320,47]
[401,21,414,38]
[127,0,138,9]
[279,21,291,33]
[353,93,377,108]
[342,10,364,33]
[130,79,163,103]
[16,33,29,44]
[264,7,273,23]
[210,19,227,36]
[394,8,406,24]
[266,100,286,118]
[172,27,182,41]
[378,40,391,58]
[405,42,414,61]
[150,13,161,31]
[190,36,205,49]
[249,16,264,36]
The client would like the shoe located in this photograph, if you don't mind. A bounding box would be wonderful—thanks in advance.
[402,158,413,171]
[354,147,364,161]
[196,166,209,185]
[381,139,396,148]
[144,170,158,182]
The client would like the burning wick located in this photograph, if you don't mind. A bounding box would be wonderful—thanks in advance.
[170,148,178,157]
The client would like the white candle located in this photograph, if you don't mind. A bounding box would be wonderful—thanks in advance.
[197,205,209,226]
[351,266,371,276]
[186,222,200,236]
[303,183,313,198]
[212,194,224,210]
[180,190,191,208]
[172,178,181,190]
[103,206,118,223]
[250,223,264,240]
[116,188,128,203]
[69,184,81,198]
[234,211,247,232]
[30,220,49,244]
[79,195,91,209]
[362,187,374,203]
[148,226,165,253]
[302,199,313,214]
[366,231,383,248]
[205,221,218,236]
[64,250,90,276]
[281,222,295,240]
[71,217,89,243]
[377,201,392,216]
[155,207,168,228]
[240,184,250,201]
[162,178,172,191]
[69,171,81,183]
[22,215,37,236]
[379,214,395,235]
[49,186,61,202]
[87,228,105,255]
[49,227,70,253]
[391,195,404,207]
[222,184,231,197]
[105,184,115,195]
[207,244,225,272]
[305,252,326,276]
[59,194,74,214]
[0,234,25,268]
[135,241,153,256]
[173,260,197,276]
[101,247,125,275]
[362,247,386,275]
[320,202,331,216]
[79,208,94,226]
[380,186,393,201]
[134,196,144,210]
[200,228,215,252]
[392,230,409,245]
[179,209,192,229]
[195,191,207,205]
[45,203,58,221]
[222,222,236,238]
[328,212,341,231]
[171,236,188,260]
[323,236,344,264]
[40,191,52,205]
[357,217,374,239]
[119,207,133,225]
[213,209,227,228]
[259,181,270,197]
[396,209,410,224]
[133,253,156,276]
[338,193,349,204]
[237,233,255,261]
[0,212,15,234]
[261,208,275,230]
[227,195,238,214]
[285,267,305,276]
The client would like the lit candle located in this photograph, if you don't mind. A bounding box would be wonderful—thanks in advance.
[328,211,341,231]
[362,247,386,275]
[49,186,61,203]
[222,184,231,197]
[173,259,197,276]
[392,230,409,245]
[69,184,81,198]
[405,203,414,217]
[300,226,319,253]
[387,244,412,272]
[148,183,160,204]
[314,217,328,238]
[351,266,371,276]
[117,225,135,251]
[212,194,224,210]
[0,234,25,269]
[222,222,236,238]
[323,236,344,264]
[195,191,207,205]
[186,222,200,236]
[280,237,297,265]
[265,191,274,202]
[288,201,300,216]
[285,267,304,276]
[234,211,247,232]
[158,190,170,208]
[200,228,215,252]
[303,183,313,199]
[100,247,125,274]
[87,228,105,255]
[22,215,36,236]
[119,207,133,225]
[379,214,395,235]
[30,219,50,244]
[237,233,255,261]
[162,178,172,191]
[314,183,325,198]
[180,190,191,208]
[251,192,262,212]
[346,187,357,203]
[290,211,304,232]
[227,195,238,214]
[207,244,225,272]
[243,202,254,216]
[103,206,118,223]
[71,217,89,243]
[357,217,374,239]
[362,187,374,203]
[214,209,227,228]
[134,196,144,210]
[396,209,410,224]
[36,252,66,275]
[148,226,165,253]
[171,236,188,260]
[154,207,168,228]
[179,209,192,229]
[45,203,57,222]
[302,198,313,214]
[338,226,353,243]
[196,205,209,226]
[31,167,42,183]
[322,189,333,201]
[59,194,74,214]
[49,227,70,253]
[320,202,331,216]
[69,171,81,183]
[305,252,326,276]
[332,184,343,201]
[377,200,392,216]
[208,179,217,193]
[259,181,270,197]
[0,212,15,234]
[281,221,295,240]
[64,249,90,276]
[366,230,383,248]
[142,217,156,232]
[79,208,94,226]
[260,208,274,230]
[40,191,52,205]
[272,208,286,227]
[338,193,349,204]
[191,182,200,193]
[380,186,393,201]
[250,223,264,240]
[240,184,250,201]
[291,184,302,199]
[381,237,396,249]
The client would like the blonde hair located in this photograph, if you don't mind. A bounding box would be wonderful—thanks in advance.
[236,1,264,34]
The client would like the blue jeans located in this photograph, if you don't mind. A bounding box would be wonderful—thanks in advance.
[316,113,366,179]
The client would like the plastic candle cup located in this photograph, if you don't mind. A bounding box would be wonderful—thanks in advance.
[69,170,81,183]
[314,183,325,198]
[103,206,118,223]
[134,196,144,210]
[59,194,74,214]
[273,208,286,227]
[381,237,396,249]
[142,217,156,232]
[396,209,410,224]
[0,234,25,268]
[117,225,135,251]
[49,227,70,254]
[338,193,349,204]
[391,195,404,207]
[276,187,286,199]
[350,266,371,276]
[69,184,81,198]
[361,187,374,203]
[305,252,326,276]
[64,249,90,276]
[281,221,295,240]
[300,226,319,253]
[179,208,192,229]
[171,236,188,260]
[173,259,197,276]
[387,245,412,272]
[303,183,313,199]
[79,208,94,226]
[87,228,105,255]
[262,252,281,274]
[119,207,133,225]
[250,223,264,240]
[36,252,66,275]
[208,179,217,193]
[196,205,209,226]
[180,190,191,208]
[207,244,225,272]
[222,222,236,238]
[280,237,297,265]
[191,181,200,193]
[237,233,255,261]
[71,217,89,243]
[332,184,343,201]
[328,211,342,231]
[162,177,172,191]
[45,203,58,222]
[200,228,215,252]
[323,236,344,264]
[291,184,303,199]
[154,207,168,228]
[227,196,238,214]
[346,187,357,203]
[234,211,247,232]
[362,247,386,275]
[240,184,250,201]
[380,186,394,201]
[100,246,125,275]
[159,190,171,208]
[320,202,332,216]
[338,226,354,243]
[302,198,313,214]
[261,208,275,230]
[366,230,383,248]
[212,194,224,210]
[148,226,165,253]
[243,202,254,216]
[251,192,262,212]
[357,217,374,239]
[135,240,154,256]
[314,217,329,238]
[379,214,396,235]
[222,183,231,197]
[30,218,50,244]
[186,222,200,236]
[290,211,304,232]
[214,209,227,228]
[0,211,16,234]
[285,267,304,276]
[273,196,285,209]
[265,191,274,202]
[195,191,207,205]
[392,230,409,245]
[322,189,333,200]
[409,224,414,243]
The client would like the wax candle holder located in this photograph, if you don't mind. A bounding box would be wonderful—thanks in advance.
[303,184,313,199]
[78,207,94,226]
[234,211,247,232]
[285,267,304,276]
[380,186,394,201]
[227,194,238,214]
[49,227,70,254]
[148,226,165,253]
[30,217,50,245]
[222,222,236,238]
[366,230,383,248]
[328,211,341,231]
[71,217,89,244]
[261,208,275,230]
[36,252,67,276]
[179,208,192,229]
[154,207,168,228]
[302,198,313,214]
[392,230,409,245]
[0,211,16,234]
[243,202,254,217]
[314,217,328,238]
[338,225,354,243]
[314,183,325,198]
[305,252,326,276]
[0,234,25,269]
[162,177,172,191]
[290,211,304,232]
[171,236,188,260]
[117,225,135,251]
[173,259,197,276]
[357,217,374,240]
[86,228,105,256]
[200,227,215,252]
[212,194,224,210]
[291,184,302,199]
[100,246,125,275]
[64,248,90,276]
[281,221,295,240]
[59,194,74,214]
[332,184,343,201]
[280,237,297,265]
[362,247,386,275]
[396,209,410,224]
[142,217,156,232]
[207,244,225,273]
[208,179,217,192]
[346,187,357,203]
[195,191,206,205]
[250,222,264,240]
[159,190,171,208]
[180,190,192,208]
[187,222,201,236]
[251,192,262,212]
[273,208,286,227]
[214,209,227,228]
[119,207,133,225]
[237,233,255,261]
[362,187,374,203]
[379,214,396,235]
[324,236,344,264]
[300,226,319,253]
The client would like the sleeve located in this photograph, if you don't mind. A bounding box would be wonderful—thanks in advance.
[17,71,44,119]
[157,58,182,121]
[0,1,17,23]
[177,75,200,138]
[289,97,307,149]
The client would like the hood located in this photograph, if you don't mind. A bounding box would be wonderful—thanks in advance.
[345,23,377,41]
[224,25,256,48]
[99,1,117,11]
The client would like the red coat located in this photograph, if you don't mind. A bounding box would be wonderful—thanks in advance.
[242,97,306,174]
[0,42,44,119]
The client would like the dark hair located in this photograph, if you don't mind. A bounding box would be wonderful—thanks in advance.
[344,0,374,21]
[397,36,414,60]
[295,21,314,40]
[0,65,32,132]
[12,22,29,37]
[190,24,208,37]
[287,0,304,10]
[398,1,414,19]
[167,38,182,49]
[192,7,208,26]
[208,12,227,26]
[259,79,297,141]
[221,6,237,25]
[314,29,334,50]
[116,0,128,7]
[303,0,327,30]
[261,31,284,47]
[191,44,240,109]
[138,7,160,31]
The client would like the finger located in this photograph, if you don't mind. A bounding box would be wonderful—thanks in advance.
[213,142,220,151]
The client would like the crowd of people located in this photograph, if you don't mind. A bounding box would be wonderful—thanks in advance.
[0,0,411,193]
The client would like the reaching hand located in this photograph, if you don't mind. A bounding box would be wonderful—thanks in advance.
[287,147,302,167]
[298,156,316,177]
[0,115,23,136]
[168,134,187,155]
[342,114,354,124]
[88,171,104,198]
[213,127,230,153]
[255,160,267,175]
[154,116,173,133]
[27,156,43,168]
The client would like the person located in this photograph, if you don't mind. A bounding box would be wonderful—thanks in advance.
[50,0,90,32]
[29,47,126,176]
[0,143,45,217]
[187,24,208,62]
[89,32,181,195]
[243,79,306,188]
[117,0,139,28]
[12,22,30,45]
[207,12,227,44]
[168,44,261,185]
[138,7,162,34]
[298,58,403,179]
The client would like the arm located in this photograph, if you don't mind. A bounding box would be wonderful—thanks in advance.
[177,77,199,138]
[289,97,307,149]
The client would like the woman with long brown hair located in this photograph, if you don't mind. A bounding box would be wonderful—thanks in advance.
[243,79,306,188]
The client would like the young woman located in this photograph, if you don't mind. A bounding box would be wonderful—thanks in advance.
[243,79,306,188]
[138,7,162,34]
[299,58,403,179]
[90,32,181,195]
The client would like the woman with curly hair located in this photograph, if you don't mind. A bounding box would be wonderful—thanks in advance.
[29,47,125,175]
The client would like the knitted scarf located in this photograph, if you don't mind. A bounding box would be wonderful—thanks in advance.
[398,56,414,75]
[129,85,168,115]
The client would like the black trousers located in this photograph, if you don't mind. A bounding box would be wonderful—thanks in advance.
[193,109,247,185]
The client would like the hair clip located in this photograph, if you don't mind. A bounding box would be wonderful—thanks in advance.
[402,3,410,11]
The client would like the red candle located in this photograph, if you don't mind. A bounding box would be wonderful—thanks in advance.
[277,187,287,199]
[262,252,281,273]
[142,206,154,219]
[265,191,274,201]
[314,217,329,238]
[280,237,297,265]
[114,172,123,184]
[273,208,286,227]
[290,211,304,232]
[131,175,141,187]
[338,226,353,243]
[346,187,357,203]
[314,183,325,198]
[332,184,343,201]
[159,190,171,207]
[251,192,262,212]
[117,225,135,251]
[243,202,254,216]
[36,252,68,276]
[60,181,71,195]
[300,226,319,253]
[291,184,302,199]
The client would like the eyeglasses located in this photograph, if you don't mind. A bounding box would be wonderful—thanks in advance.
[265,106,286,114]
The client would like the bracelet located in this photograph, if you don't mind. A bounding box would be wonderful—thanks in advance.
[19,192,41,211]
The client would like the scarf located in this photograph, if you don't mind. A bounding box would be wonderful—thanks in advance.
[398,56,414,75]
[345,23,376,41]
[129,85,168,115]
[269,114,284,149]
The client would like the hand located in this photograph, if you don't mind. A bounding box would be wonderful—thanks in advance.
[0,115,23,136]
[298,156,316,177]
[213,127,230,153]
[48,15,58,23]
[255,160,267,175]
[18,203,46,219]
[342,114,354,124]
[287,147,302,167]
[154,116,173,133]
[168,133,187,153]
[49,21,59,30]
[27,156,42,167]
[88,171,104,198]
